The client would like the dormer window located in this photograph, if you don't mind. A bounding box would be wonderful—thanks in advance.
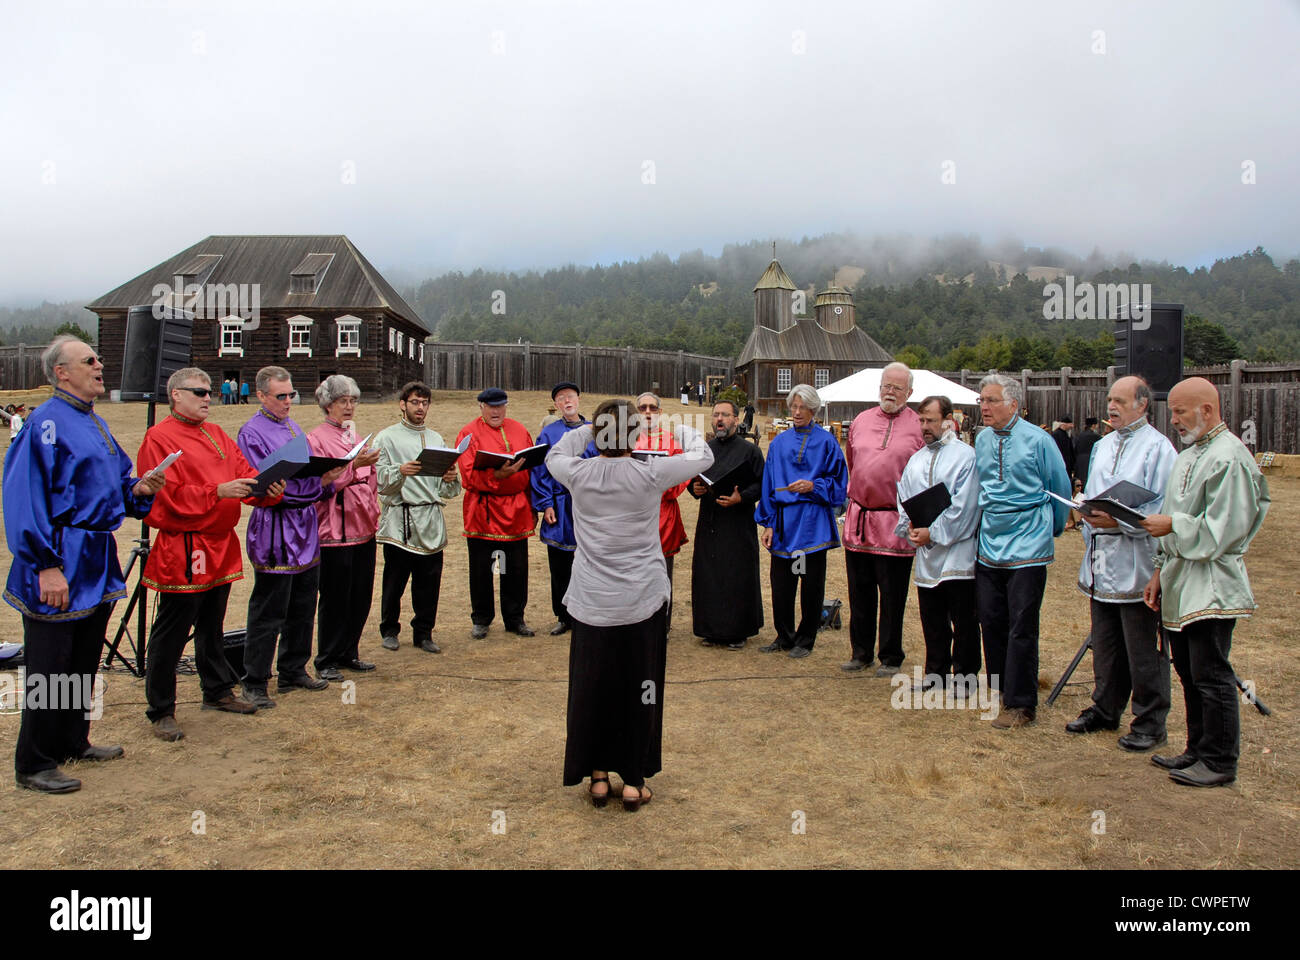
[289,253,335,295]
[287,315,313,358]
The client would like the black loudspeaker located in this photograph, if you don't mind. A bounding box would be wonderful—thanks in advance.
[222,628,246,675]
[120,304,194,401]
[1114,302,1183,400]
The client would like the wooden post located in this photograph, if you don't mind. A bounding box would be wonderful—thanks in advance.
[523,341,531,392]
[16,344,26,391]
[1230,358,1245,431]
[626,344,633,394]
[1021,368,1031,417]
[574,343,582,387]
[960,368,969,389]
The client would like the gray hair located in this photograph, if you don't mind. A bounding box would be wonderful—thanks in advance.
[979,373,1022,408]
[635,391,662,409]
[882,361,914,390]
[786,383,822,414]
[316,374,361,412]
[166,367,210,406]
[255,365,291,394]
[1133,377,1152,415]
[42,334,89,384]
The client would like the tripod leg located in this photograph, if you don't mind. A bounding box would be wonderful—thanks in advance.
[1046,634,1093,707]
[1234,675,1271,716]
[103,578,147,678]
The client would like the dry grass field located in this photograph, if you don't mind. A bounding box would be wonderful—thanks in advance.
[0,389,1295,869]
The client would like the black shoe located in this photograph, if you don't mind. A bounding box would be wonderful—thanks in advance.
[874,664,900,677]
[317,667,345,682]
[77,744,124,762]
[470,624,489,639]
[242,686,276,710]
[787,646,811,659]
[840,658,868,672]
[1169,760,1235,787]
[16,768,81,794]
[418,639,442,654]
[549,621,570,636]
[506,622,535,637]
[1118,731,1167,752]
[1152,751,1198,771]
[278,674,329,692]
[726,640,746,650]
[345,659,376,671]
[758,640,785,653]
[1066,708,1119,734]
[381,635,399,651]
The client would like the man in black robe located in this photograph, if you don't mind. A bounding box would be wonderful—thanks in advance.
[688,400,766,649]
[1052,415,1075,482]
[1073,416,1102,481]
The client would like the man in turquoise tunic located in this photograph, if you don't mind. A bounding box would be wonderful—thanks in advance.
[4,336,163,793]
[1141,378,1269,787]
[974,374,1071,729]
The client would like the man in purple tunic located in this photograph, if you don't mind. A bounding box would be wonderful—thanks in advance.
[236,367,344,708]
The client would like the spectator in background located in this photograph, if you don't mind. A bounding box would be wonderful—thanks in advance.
[1052,414,1075,482]
[1074,416,1102,482]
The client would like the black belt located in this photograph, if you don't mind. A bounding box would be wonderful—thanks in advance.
[851,499,895,540]
[398,502,439,545]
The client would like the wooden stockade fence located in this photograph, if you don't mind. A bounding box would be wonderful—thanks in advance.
[0,344,46,393]
[424,341,735,398]
[939,361,1300,455]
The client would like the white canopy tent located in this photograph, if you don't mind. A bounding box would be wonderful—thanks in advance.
[817,368,982,407]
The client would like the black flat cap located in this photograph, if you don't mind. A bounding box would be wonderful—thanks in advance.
[551,381,580,399]
[476,387,508,405]
[1085,417,1098,427]
[1060,413,1074,423]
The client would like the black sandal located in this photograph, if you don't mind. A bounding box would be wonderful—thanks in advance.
[589,775,611,808]
[621,784,652,812]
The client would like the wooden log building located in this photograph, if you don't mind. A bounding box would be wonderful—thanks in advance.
[735,258,893,416]
[86,235,429,399]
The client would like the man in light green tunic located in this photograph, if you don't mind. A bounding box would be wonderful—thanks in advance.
[375,382,462,654]
[1141,378,1269,787]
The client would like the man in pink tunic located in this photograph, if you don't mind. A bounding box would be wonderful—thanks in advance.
[842,362,924,675]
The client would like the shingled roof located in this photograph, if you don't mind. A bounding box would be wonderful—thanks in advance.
[737,319,893,366]
[86,235,428,333]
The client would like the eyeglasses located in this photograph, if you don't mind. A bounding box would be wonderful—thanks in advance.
[978,397,1008,405]
[273,391,297,401]
[637,404,659,412]
[60,355,101,367]
[403,398,431,407]
[179,387,213,398]
[880,384,908,394]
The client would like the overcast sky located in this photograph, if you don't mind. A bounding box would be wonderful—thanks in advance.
[3,0,1298,304]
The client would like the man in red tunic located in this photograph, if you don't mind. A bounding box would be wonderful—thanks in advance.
[455,388,536,639]
[842,362,925,675]
[634,392,688,624]
[136,368,285,741]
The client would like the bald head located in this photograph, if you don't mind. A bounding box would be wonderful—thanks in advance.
[1168,377,1222,444]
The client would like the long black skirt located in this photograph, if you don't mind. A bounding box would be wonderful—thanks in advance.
[562,604,668,788]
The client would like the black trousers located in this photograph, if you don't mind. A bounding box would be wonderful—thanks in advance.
[1089,599,1170,735]
[546,545,575,628]
[316,540,377,669]
[976,563,1047,710]
[769,549,828,651]
[243,567,320,686]
[15,604,111,775]
[917,578,982,677]
[145,584,239,721]
[845,551,913,666]
[1170,618,1239,775]
[380,544,445,644]
[467,538,528,628]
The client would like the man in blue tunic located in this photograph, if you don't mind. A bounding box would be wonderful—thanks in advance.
[754,385,848,659]
[3,336,163,793]
[974,374,1071,728]
[530,381,589,636]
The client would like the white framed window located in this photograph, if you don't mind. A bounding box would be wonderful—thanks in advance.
[335,315,361,358]
[418,342,424,363]
[408,338,415,359]
[218,315,244,357]
[396,330,404,354]
[388,327,396,352]
[815,368,830,389]
[287,315,313,358]
[776,367,792,393]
